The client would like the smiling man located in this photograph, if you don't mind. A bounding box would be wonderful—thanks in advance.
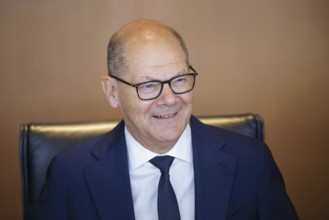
[25,19,299,220]
[102,19,193,154]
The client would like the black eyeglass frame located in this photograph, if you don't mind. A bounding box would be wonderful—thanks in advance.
[109,65,198,101]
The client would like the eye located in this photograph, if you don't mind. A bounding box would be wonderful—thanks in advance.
[172,75,188,86]
[138,82,161,93]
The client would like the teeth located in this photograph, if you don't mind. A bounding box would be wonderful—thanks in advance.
[158,114,174,118]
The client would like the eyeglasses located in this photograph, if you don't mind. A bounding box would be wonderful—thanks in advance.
[109,66,198,101]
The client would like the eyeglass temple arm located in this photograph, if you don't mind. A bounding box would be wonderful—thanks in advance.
[109,74,137,87]
[189,65,197,73]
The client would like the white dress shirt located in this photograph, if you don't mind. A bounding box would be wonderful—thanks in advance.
[125,125,195,220]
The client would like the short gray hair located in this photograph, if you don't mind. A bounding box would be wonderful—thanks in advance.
[107,32,128,76]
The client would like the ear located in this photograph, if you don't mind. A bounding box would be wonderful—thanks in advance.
[101,76,119,108]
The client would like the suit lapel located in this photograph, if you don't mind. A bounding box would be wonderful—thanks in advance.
[83,122,135,220]
[191,117,237,220]
[82,117,237,220]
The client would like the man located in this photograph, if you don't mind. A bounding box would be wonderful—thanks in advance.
[25,19,299,220]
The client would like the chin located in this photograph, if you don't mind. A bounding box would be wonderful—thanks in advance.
[156,127,184,141]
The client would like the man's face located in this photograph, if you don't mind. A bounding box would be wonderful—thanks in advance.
[105,34,193,153]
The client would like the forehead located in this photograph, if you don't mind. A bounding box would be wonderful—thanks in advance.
[125,34,187,75]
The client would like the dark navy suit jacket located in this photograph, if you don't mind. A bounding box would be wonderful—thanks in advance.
[25,116,299,220]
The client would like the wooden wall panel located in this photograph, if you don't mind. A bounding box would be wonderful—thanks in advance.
[1,0,328,219]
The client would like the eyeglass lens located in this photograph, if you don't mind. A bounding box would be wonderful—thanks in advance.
[137,74,196,100]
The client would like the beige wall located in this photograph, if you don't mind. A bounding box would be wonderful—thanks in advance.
[1,0,329,219]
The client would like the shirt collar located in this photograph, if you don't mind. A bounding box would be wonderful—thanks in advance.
[125,124,193,171]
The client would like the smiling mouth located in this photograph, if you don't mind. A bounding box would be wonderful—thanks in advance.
[154,112,177,119]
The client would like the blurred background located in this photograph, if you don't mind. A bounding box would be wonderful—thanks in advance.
[1,0,328,219]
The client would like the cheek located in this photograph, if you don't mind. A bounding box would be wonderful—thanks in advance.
[118,91,152,120]
[181,94,194,119]
[181,92,194,106]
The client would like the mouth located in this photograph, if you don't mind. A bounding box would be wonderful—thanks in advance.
[153,112,178,119]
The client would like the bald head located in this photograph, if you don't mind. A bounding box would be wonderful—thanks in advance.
[107,19,189,76]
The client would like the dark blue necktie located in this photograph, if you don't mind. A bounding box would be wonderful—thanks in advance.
[150,156,181,220]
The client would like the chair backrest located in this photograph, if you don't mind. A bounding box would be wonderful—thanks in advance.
[19,113,264,211]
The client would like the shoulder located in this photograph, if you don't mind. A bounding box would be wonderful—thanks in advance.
[190,115,270,161]
[190,115,266,147]
[49,121,126,173]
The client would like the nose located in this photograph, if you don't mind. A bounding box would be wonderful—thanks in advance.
[156,83,177,105]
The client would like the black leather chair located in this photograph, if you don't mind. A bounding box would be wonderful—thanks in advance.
[19,113,264,211]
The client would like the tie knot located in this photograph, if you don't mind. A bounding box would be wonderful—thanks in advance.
[150,155,175,174]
